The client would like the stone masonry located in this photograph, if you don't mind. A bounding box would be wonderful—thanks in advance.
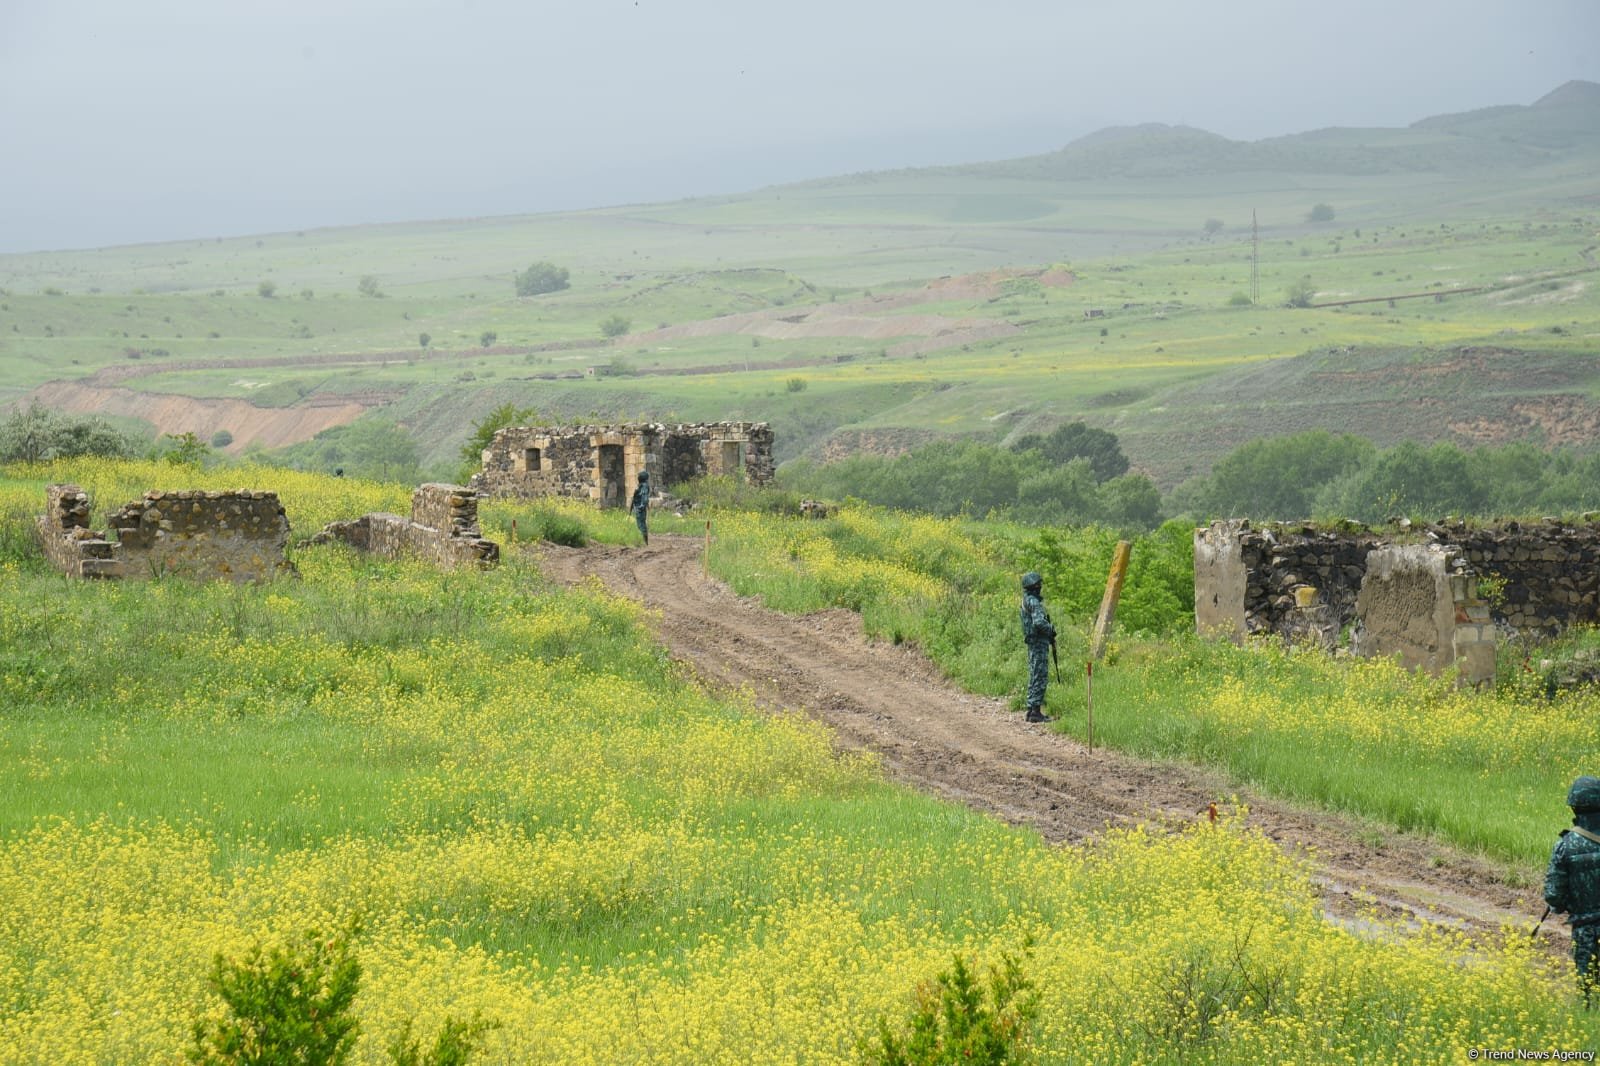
[311,483,499,569]
[37,484,292,582]
[471,422,774,506]
[1194,516,1600,687]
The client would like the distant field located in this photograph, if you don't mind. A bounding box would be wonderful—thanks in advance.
[1,117,1596,481]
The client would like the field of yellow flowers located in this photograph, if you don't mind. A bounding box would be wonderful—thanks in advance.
[2,461,1598,1062]
[702,502,1600,867]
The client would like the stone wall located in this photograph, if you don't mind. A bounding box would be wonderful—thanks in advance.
[36,485,291,582]
[36,484,120,579]
[1194,516,1600,686]
[472,422,775,505]
[311,483,499,569]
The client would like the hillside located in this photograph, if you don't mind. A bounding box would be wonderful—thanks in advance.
[0,82,1595,488]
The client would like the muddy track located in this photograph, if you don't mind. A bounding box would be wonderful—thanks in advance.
[536,534,1560,950]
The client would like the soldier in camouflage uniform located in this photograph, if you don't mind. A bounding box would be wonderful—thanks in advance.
[1545,775,1600,1005]
[630,470,651,546]
[1019,571,1055,724]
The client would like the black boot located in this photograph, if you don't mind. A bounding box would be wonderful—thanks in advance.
[1025,706,1054,723]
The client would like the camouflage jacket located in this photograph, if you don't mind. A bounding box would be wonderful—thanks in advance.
[1020,591,1055,647]
[1545,825,1600,926]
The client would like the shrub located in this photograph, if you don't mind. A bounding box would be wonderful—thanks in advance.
[257,279,277,298]
[599,314,631,338]
[859,950,1040,1066]
[786,377,807,393]
[188,927,362,1066]
[387,1013,499,1066]
[515,262,570,297]
[358,275,382,298]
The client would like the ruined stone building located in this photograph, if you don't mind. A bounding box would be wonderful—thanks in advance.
[311,483,499,569]
[471,422,774,505]
[37,484,292,582]
[1195,516,1600,687]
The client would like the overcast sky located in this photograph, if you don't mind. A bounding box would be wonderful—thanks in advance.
[2,0,1596,254]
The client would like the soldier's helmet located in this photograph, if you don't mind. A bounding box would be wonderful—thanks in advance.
[1021,571,1043,591]
[1569,776,1600,812]
[638,470,650,484]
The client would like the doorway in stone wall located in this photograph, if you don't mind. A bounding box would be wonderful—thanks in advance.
[597,444,625,508]
[720,440,746,482]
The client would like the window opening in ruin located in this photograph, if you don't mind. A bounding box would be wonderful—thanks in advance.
[721,440,746,482]
[521,447,542,473]
[597,444,625,508]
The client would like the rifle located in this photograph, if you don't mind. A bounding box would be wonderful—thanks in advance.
[1050,637,1061,683]
[1531,905,1552,940]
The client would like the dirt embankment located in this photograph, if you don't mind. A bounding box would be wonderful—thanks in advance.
[537,534,1558,951]
[26,380,373,452]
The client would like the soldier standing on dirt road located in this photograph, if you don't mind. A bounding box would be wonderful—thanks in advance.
[1020,571,1055,724]
[630,470,651,546]
[1545,775,1600,1006]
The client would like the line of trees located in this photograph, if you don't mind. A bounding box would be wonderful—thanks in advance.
[1171,430,1600,522]
[778,422,1160,530]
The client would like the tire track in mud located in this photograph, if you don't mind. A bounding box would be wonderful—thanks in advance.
[536,534,1559,950]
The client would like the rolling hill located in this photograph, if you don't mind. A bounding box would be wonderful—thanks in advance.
[0,82,1595,489]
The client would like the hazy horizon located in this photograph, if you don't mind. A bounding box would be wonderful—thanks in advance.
[3,0,1597,255]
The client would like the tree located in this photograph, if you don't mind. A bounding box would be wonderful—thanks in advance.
[357,275,382,298]
[342,419,421,483]
[599,314,631,339]
[514,262,570,297]
[0,403,139,463]
[1203,218,1224,236]
[1285,275,1317,308]
[210,429,234,449]
[1307,203,1335,223]
[458,402,541,478]
[257,279,277,298]
[418,332,431,349]
[1010,421,1129,482]
[479,330,497,348]
[1191,430,1374,520]
[161,432,210,467]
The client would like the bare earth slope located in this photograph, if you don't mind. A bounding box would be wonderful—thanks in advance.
[538,534,1558,949]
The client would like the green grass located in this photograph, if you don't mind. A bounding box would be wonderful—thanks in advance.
[1,132,1596,491]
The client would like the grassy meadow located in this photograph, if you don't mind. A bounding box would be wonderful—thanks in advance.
[3,460,1600,1062]
[2,142,1596,481]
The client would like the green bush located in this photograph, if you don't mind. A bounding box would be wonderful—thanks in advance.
[860,950,1040,1066]
[387,1013,499,1066]
[189,927,362,1066]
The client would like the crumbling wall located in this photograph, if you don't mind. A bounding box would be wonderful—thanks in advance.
[1194,516,1600,685]
[36,484,121,578]
[312,483,498,569]
[472,421,775,504]
[36,485,291,582]
[1353,546,1458,674]
[1445,521,1600,635]
[108,490,292,582]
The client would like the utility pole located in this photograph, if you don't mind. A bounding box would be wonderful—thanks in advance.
[1251,209,1260,306]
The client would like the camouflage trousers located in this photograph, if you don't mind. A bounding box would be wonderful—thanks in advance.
[1026,642,1050,709]
[634,508,649,543]
[1577,923,1600,1006]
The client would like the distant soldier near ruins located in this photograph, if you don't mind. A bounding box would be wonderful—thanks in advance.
[630,470,651,546]
[1545,775,1600,1006]
[1019,571,1056,723]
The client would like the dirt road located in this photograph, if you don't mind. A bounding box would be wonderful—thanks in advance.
[537,534,1557,946]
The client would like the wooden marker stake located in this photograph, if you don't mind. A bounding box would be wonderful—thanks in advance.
[704,520,711,578]
[511,517,518,545]
[1085,660,1094,753]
